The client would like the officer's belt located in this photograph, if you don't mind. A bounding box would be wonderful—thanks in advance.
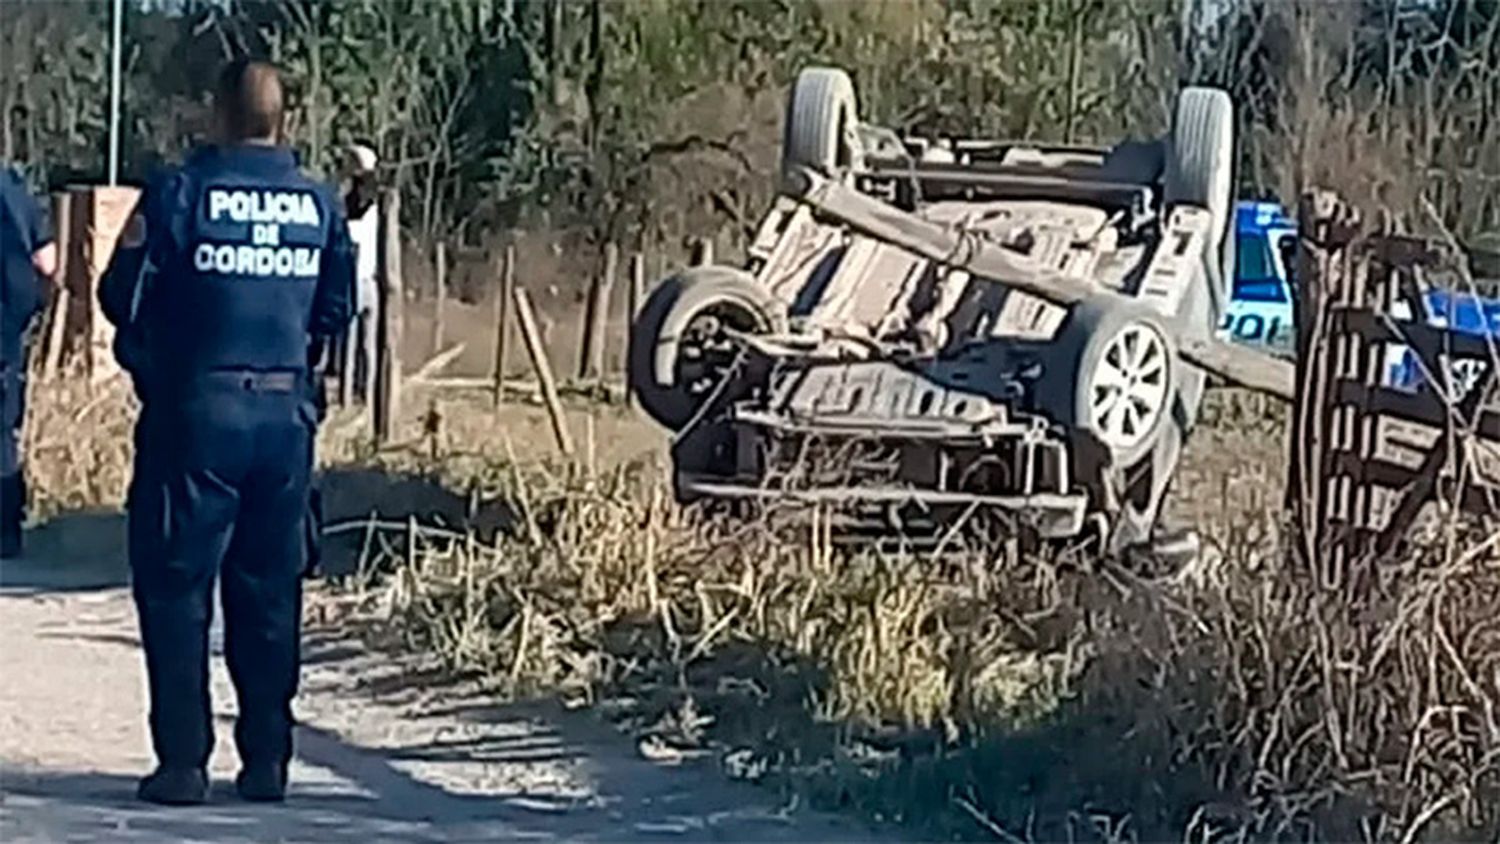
[198,371,302,393]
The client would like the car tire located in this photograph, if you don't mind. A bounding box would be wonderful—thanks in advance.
[1037,296,1179,472]
[782,67,864,185]
[1166,87,1234,246]
[628,266,786,431]
[1167,87,1234,320]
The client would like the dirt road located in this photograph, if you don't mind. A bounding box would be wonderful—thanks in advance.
[0,515,892,843]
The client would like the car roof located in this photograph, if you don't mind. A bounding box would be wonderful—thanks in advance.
[1236,200,1296,235]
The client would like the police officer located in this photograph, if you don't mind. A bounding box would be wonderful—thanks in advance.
[0,163,55,558]
[99,59,353,806]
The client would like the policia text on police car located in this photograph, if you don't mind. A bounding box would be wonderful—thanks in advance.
[99,59,354,806]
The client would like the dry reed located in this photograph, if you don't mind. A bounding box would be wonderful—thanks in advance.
[23,369,1500,841]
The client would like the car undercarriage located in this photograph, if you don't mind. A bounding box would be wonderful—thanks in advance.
[629,66,1240,553]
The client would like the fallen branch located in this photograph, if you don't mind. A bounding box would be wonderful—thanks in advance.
[322,516,496,550]
[406,342,468,383]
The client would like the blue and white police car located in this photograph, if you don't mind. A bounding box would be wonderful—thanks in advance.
[1221,199,1497,395]
[1221,200,1297,357]
[1386,277,1497,398]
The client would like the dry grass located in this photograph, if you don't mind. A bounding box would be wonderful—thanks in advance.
[22,372,1500,841]
[24,370,136,520]
[311,390,1500,842]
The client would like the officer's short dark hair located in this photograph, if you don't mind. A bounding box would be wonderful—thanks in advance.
[215,58,284,141]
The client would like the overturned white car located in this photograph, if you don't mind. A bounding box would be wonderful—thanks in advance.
[629,67,1237,552]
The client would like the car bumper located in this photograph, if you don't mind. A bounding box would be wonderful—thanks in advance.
[676,475,1089,538]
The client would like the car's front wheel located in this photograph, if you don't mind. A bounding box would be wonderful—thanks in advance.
[627,266,786,431]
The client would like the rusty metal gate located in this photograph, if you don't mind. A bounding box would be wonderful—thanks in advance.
[1291,192,1499,593]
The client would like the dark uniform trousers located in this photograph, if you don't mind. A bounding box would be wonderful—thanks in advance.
[129,371,315,770]
[0,362,25,542]
[0,165,44,551]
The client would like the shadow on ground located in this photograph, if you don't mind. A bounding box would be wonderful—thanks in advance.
[315,466,516,578]
[0,610,883,844]
[0,510,127,593]
[0,761,540,844]
[0,466,510,592]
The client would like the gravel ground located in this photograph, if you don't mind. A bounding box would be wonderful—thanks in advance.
[0,515,896,844]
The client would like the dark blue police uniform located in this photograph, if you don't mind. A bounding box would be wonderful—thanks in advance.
[0,164,49,556]
[99,145,352,775]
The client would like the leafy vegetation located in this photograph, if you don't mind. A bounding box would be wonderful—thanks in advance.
[9,0,1500,254]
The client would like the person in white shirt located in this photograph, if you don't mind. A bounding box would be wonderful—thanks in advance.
[342,145,380,403]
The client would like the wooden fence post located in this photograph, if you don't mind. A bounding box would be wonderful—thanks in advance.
[578,242,618,381]
[79,186,136,385]
[433,240,447,355]
[690,237,713,266]
[373,189,403,446]
[624,251,645,405]
[492,243,515,408]
[514,287,573,456]
[1288,190,1364,590]
[41,192,72,379]
[338,313,355,407]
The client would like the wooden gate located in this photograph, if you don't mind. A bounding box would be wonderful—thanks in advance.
[1291,191,1499,594]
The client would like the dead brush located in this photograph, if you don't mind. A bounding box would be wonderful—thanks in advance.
[24,368,137,519]
[1162,510,1500,842]
[334,440,1083,691]
[310,382,1500,842]
[331,437,1105,830]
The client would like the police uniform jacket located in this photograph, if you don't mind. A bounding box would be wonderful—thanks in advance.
[100,145,353,397]
[0,165,50,366]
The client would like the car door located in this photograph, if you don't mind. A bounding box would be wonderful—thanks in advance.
[1220,224,1296,357]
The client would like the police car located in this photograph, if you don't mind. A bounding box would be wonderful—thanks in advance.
[1386,277,1498,398]
[1221,199,1497,395]
[1221,200,1297,357]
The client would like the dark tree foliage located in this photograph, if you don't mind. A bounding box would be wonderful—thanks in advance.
[7,0,1500,245]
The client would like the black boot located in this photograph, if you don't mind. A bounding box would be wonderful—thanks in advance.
[235,764,287,802]
[0,472,24,559]
[137,766,210,806]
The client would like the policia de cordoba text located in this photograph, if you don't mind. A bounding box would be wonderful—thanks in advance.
[193,188,324,279]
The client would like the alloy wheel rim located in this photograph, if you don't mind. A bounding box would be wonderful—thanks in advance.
[1088,323,1169,451]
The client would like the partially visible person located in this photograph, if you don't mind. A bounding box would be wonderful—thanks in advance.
[99,58,353,806]
[0,163,56,558]
[304,319,329,580]
[342,144,379,404]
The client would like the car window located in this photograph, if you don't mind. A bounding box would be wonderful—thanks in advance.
[1234,232,1288,303]
[1276,233,1297,287]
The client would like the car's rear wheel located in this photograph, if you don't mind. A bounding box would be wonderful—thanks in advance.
[1166,86,1235,318]
[628,266,786,431]
[1039,297,1177,471]
[1166,87,1234,245]
[1036,297,1183,551]
[782,67,864,185]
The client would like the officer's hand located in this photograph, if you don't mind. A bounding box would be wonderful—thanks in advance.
[307,338,329,372]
